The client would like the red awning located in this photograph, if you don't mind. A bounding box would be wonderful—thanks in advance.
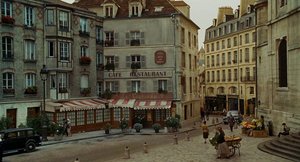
[59,98,108,112]
[134,100,172,110]
[109,99,136,108]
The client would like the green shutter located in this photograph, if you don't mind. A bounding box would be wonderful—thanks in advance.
[114,32,119,46]
[126,56,131,68]
[126,32,130,45]
[127,81,131,92]
[141,56,145,68]
[153,80,158,92]
[115,56,119,68]
[167,79,172,92]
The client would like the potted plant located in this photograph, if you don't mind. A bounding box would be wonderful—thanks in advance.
[80,87,91,96]
[133,123,143,133]
[24,86,37,94]
[152,123,161,133]
[1,16,15,24]
[165,116,180,132]
[119,118,128,133]
[104,123,111,134]
[79,56,91,65]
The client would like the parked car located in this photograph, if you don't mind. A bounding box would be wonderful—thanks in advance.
[223,110,242,124]
[0,128,42,154]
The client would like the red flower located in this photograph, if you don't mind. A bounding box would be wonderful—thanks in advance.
[1,16,15,24]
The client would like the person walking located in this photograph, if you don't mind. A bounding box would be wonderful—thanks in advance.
[67,118,72,137]
[228,114,235,132]
[216,127,230,159]
[201,121,209,143]
[63,119,68,136]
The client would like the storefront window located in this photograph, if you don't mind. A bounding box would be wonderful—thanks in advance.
[96,109,104,123]
[104,109,110,122]
[57,112,65,125]
[66,112,75,125]
[123,108,130,120]
[77,111,85,125]
[114,108,121,121]
[87,110,94,124]
[155,110,161,121]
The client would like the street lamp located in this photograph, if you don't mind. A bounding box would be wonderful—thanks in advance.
[40,64,49,141]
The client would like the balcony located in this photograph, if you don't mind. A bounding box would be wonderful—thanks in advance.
[59,26,69,32]
[3,88,15,95]
[79,56,91,65]
[105,63,115,71]
[79,30,90,37]
[24,59,37,63]
[2,54,14,62]
[1,16,15,25]
[131,62,141,70]
[96,39,103,45]
[104,40,114,47]
[130,39,140,46]
[241,76,256,82]
[24,86,37,95]
[80,87,91,96]
[59,87,68,93]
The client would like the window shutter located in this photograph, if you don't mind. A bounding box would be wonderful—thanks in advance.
[153,80,158,92]
[114,32,119,46]
[140,32,145,44]
[126,56,131,68]
[126,81,131,92]
[114,81,119,92]
[141,56,146,68]
[167,79,172,92]
[126,32,130,45]
[115,56,119,68]
[140,81,146,92]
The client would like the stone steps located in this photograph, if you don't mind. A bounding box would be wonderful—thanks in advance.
[258,132,300,162]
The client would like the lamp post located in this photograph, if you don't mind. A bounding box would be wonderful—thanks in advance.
[40,64,49,141]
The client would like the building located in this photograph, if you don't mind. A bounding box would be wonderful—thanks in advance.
[203,0,256,115]
[74,0,200,127]
[0,0,107,133]
[255,0,300,133]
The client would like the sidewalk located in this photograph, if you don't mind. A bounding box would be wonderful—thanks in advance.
[42,116,223,146]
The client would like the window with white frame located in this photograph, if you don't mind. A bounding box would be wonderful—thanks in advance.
[50,74,56,89]
[2,36,13,59]
[47,41,55,57]
[1,1,12,17]
[123,108,130,120]
[105,5,113,18]
[58,73,67,89]
[24,40,35,60]
[87,110,94,124]
[96,26,103,43]
[66,112,75,126]
[114,108,121,121]
[131,80,140,93]
[158,80,167,91]
[104,109,110,122]
[3,72,14,89]
[59,41,70,61]
[80,46,88,57]
[96,109,103,123]
[24,6,34,27]
[25,73,36,88]
[104,31,114,46]
[130,4,139,16]
[76,111,84,125]
[59,11,69,31]
[80,17,88,32]
[80,74,89,88]
[96,52,103,66]
[46,9,54,25]
[105,81,118,92]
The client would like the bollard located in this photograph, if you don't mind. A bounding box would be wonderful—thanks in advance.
[186,132,190,141]
[174,134,178,144]
[143,142,148,153]
[74,158,80,162]
[124,146,130,159]
[216,117,219,123]
[212,118,215,125]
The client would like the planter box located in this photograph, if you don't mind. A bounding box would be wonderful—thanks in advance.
[251,130,268,137]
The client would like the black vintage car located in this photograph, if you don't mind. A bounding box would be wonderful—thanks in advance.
[0,128,42,154]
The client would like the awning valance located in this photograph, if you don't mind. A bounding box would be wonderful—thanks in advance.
[134,100,172,110]
[109,99,136,108]
[59,99,108,112]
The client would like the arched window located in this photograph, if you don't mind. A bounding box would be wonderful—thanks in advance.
[278,39,287,87]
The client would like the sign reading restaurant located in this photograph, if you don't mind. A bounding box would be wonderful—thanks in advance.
[105,70,172,78]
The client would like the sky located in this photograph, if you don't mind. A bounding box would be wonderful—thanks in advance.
[62,0,240,47]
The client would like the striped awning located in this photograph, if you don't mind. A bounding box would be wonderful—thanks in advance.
[109,99,136,108]
[134,100,172,110]
[59,98,108,112]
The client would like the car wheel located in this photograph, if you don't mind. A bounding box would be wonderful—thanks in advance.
[25,142,36,152]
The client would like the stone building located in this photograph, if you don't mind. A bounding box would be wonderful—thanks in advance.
[255,0,300,133]
[0,0,105,133]
[203,0,256,115]
[74,0,200,127]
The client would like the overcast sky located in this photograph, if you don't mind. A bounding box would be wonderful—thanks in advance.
[62,0,239,47]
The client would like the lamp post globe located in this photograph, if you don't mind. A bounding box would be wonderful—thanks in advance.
[40,64,49,141]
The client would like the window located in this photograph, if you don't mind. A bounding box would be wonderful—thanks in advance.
[103,109,110,122]
[245,48,250,62]
[246,67,250,80]
[188,32,191,47]
[96,26,103,43]
[80,46,88,57]
[1,1,12,17]
[2,36,13,59]
[96,109,103,123]
[50,74,56,89]
[104,31,114,46]
[252,47,256,62]
[47,41,55,57]
[46,9,54,25]
[114,108,121,121]
[228,69,231,81]
[233,51,238,63]
[97,81,103,96]
[59,41,70,61]
[181,27,185,44]
[58,73,68,90]
[25,73,36,88]
[217,70,220,82]
[227,38,231,48]
[76,111,84,126]
[59,11,69,31]
[80,17,88,32]
[278,39,287,87]
[216,41,220,50]
[24,40,35,60]
[233,37,237,46]
[86,110,94,124]
[227,52,231,64]
[80,74,89,89]
[216,54,220,66]
[105,5,113,18]
[211,71,215,82]
[239,49,243,63]
[182,52,186,67]
[189,54,192,69]
[234,69,237,81]
[126,55,144,68]
[132,80,140,93]
[211,43,214,51]
[105,81,119,92]
[211,55,214,66]
[126,31,144,46]
[245,33,249,44]
[222,70,226,81]
[158,80,167,91]
[123,108,130,120]
[239,35,243,45]
[206,56,209,67]
[207,71,210,82]
[3,72,14,89]
[250,87,254,94]
[252,32,256,42]
[96,52,103,66]
[221,53,225,65]
[24,6,34,27]
[222,40,225,49]
[130,4,139,16]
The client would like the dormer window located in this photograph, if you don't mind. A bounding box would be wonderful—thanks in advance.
[105,5,113,18]
[129,2,141,17]
[131,5,138,16]
[154,6,163,12]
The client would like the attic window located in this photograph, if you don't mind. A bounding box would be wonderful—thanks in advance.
[105,5,113,18]
[154,6,164,12]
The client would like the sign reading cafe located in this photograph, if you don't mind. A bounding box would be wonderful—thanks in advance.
[106,71,172,78]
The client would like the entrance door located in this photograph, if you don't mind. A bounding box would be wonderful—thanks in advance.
[6,109,17,128]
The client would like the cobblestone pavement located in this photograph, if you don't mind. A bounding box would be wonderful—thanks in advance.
[108,127,292,162]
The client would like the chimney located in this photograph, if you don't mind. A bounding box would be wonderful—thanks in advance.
[217,7,233,25]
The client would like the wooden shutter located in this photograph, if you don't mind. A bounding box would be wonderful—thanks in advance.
[153,80,158,92]
[167,79,172,92]
[125,32,130,45]
[114,81,119,92]
[141,56,146,68]
[126,81,131,92]
[126,56,131,68]
[140,32,145,45]
[114,32,119,46]
[114,56,119,68]
[140,81,146,92]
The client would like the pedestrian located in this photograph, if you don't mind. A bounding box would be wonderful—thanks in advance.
[228,114,235,132]
[216,127,230,159]
[63,118,68,136]
[222,108,227,116]
[67,118,72,136]
[201,121,209,143]
[278,123,290,137]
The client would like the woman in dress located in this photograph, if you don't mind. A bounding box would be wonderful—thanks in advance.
[216,127,230,159]
[201,121,209,143]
